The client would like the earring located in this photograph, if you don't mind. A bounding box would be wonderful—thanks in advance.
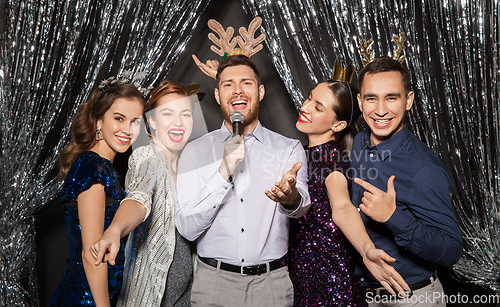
[96,126,104,141]
[331,128,336,132]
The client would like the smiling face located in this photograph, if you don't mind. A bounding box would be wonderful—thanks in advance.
[95,97,144,161]
[214,64,265,134]
[149,93,193,153]
[357,71,414,146]
[296,82,347,147]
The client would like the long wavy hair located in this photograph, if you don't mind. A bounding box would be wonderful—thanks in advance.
[59,82,147,180]
[145,80,190,137]
[324,80,361,153]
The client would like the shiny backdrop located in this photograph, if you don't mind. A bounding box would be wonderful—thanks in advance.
[0,0,210,305]
[0,0,498,305]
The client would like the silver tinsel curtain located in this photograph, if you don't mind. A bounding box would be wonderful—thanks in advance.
[0,0,209,305]
[241,0,500,293]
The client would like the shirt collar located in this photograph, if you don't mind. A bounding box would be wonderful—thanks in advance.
[362,125,410,161]
[220,121,263,143]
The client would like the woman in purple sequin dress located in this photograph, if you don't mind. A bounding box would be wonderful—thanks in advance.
[289,80,409,306]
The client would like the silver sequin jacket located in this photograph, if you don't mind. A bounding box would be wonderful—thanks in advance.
[117,139,177,306]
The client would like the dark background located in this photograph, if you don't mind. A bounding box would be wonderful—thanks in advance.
[35,1,494,306]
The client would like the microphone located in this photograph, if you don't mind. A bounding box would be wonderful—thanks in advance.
[230,111,245,136]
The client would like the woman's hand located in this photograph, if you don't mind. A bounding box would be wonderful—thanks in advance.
[363,248,411,297]
[90,229,121,266]
[192,54,218,79]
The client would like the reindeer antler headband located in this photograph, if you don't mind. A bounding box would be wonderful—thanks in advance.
[208,17,266,59]
[359,32,407,65]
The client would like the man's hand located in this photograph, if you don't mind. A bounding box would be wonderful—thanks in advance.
[354,176,396,223]
[265,162,302,208]
[219,135,245,181]
[90,230,121,266]
[192,54,218,79]
[363,248,411,297]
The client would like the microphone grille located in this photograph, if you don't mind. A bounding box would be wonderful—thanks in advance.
[230,110,245,123]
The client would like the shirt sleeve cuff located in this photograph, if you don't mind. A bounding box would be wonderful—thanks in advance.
[384,206,414,236]
[279,201,301,216]
[213,170,233,190]
[278,189,311,217]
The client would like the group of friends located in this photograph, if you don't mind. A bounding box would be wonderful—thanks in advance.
[47,49,463,307]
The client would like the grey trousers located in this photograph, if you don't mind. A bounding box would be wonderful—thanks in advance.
[367,276,446,307]
[191,257,294,307]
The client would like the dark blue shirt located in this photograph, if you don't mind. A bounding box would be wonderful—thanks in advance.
[351,125,462,288]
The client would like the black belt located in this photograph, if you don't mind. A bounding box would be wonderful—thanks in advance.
[367,271,438,298]
[198,255,288,276]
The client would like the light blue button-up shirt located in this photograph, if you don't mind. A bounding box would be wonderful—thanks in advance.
[176,122,311,266]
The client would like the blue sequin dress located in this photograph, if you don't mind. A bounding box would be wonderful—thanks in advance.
[48,151,126,307]
[288,140,366,306]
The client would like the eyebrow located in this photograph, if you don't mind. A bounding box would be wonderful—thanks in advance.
[221,77,256,84]
[114,112,142,121]
[308,91,325,108]
[386,92,401,98]
[315,100,326,108]
[362,93,376,99]
[362,92,402,99]
[159,107,193,113]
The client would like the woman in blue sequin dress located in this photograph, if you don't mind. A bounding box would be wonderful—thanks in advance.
[48,81,146,307]
[289,80,409,306]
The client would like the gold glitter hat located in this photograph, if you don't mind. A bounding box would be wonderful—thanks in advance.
[185,84,205,102]
[331,60,355,84]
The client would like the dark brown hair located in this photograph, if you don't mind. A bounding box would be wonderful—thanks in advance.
[59,82,147,180]
[215,54,261,87]
[324,80,361,153]
[358,56,411,94]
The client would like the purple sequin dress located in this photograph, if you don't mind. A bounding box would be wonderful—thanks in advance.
[289,140,366,306]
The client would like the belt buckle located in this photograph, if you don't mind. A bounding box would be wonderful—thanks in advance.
[240,265,248,276]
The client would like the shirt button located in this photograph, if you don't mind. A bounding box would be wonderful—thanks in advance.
[360,278,365,282]
[240,170,243,174]
[241,258,244,262]
[240,198,244,203]
[241,228,244,232]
